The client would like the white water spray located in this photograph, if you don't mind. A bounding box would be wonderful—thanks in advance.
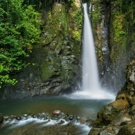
[68,3,115,100]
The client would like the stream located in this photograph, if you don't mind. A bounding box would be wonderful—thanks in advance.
[0,96,113,135]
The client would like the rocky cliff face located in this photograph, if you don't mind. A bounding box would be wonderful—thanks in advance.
[1,0,135,99]
[90,0,135,93]
[1,2,82,99]
[87,1,135,134]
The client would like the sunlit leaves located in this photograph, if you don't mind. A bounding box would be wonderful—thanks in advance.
[0,0,41,87]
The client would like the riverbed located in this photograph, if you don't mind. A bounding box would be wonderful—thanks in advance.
[0,96,113,135]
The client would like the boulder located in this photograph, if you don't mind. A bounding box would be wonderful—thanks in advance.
[89,59,135,135]
[93,100,129,127]
[100,125,120,135]
[117,121,135,135]
[128,105,135,118]
[112,100,129,110]
[88,128,101,135]
[111,114,132,126]
[116,93,128,100]
[130,97,135,105]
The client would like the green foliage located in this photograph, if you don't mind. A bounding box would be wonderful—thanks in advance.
[41,61,55,81]
[23,0,75,9]
[110,0,135,61]
[61,5,68,35]
[90,1,100,24]
[109,0,135,61]
[112,14,127,51]
[0,0,41,87]
[70,7,82,41]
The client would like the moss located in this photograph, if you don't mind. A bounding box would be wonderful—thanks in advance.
[69,7,82,41]
[40,2,81,86]
[112,100,129,110]
[61,5,68,35]
[90,1,105,61]
[111,13,127,61]
[40,61,55,81]
[72,30,81,41]
[109,0,135,61]
[91,1,101,30]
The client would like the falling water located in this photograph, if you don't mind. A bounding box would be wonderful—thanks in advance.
[82,3,100,91]
[66,3,115,100]
[80,3,114,99]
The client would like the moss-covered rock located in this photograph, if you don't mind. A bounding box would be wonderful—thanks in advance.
[93,99,129,128]
[100,125,120,135]
[89,59,135,134]
[40,2,82,85]
[1,1,82,98]
[117,121,135,135]
[88,128,101,135]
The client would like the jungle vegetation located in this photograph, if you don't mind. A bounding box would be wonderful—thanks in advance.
[0,0,75,88]
[0,0,135,88]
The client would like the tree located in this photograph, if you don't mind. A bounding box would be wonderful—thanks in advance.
[0,0,41,88]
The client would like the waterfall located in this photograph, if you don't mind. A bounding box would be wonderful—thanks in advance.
[82,3,100,91]
[66,3,115,100]
[80,3,115,99]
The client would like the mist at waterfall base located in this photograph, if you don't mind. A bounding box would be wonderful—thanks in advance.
[68,3,115,100]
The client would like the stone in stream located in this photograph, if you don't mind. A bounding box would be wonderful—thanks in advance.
[69,115,74,121]
[16,116,22,121]
[30,113,37,118]
[60,119,66,124]
[80,118,86,124]
[37,112,46,120]
[45,113,51,120]
[32,114,37,118]
[68,115,79,122]
[4,115,9,121]
[52,110,61,115]
[76,116,81,120]
[63,114,70,121]
[9,115,15,120]
[22,114,28,120]
[0,113,4,123]
[23,114,28,117]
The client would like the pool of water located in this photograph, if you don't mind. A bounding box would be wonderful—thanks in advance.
[0,96,113,135]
